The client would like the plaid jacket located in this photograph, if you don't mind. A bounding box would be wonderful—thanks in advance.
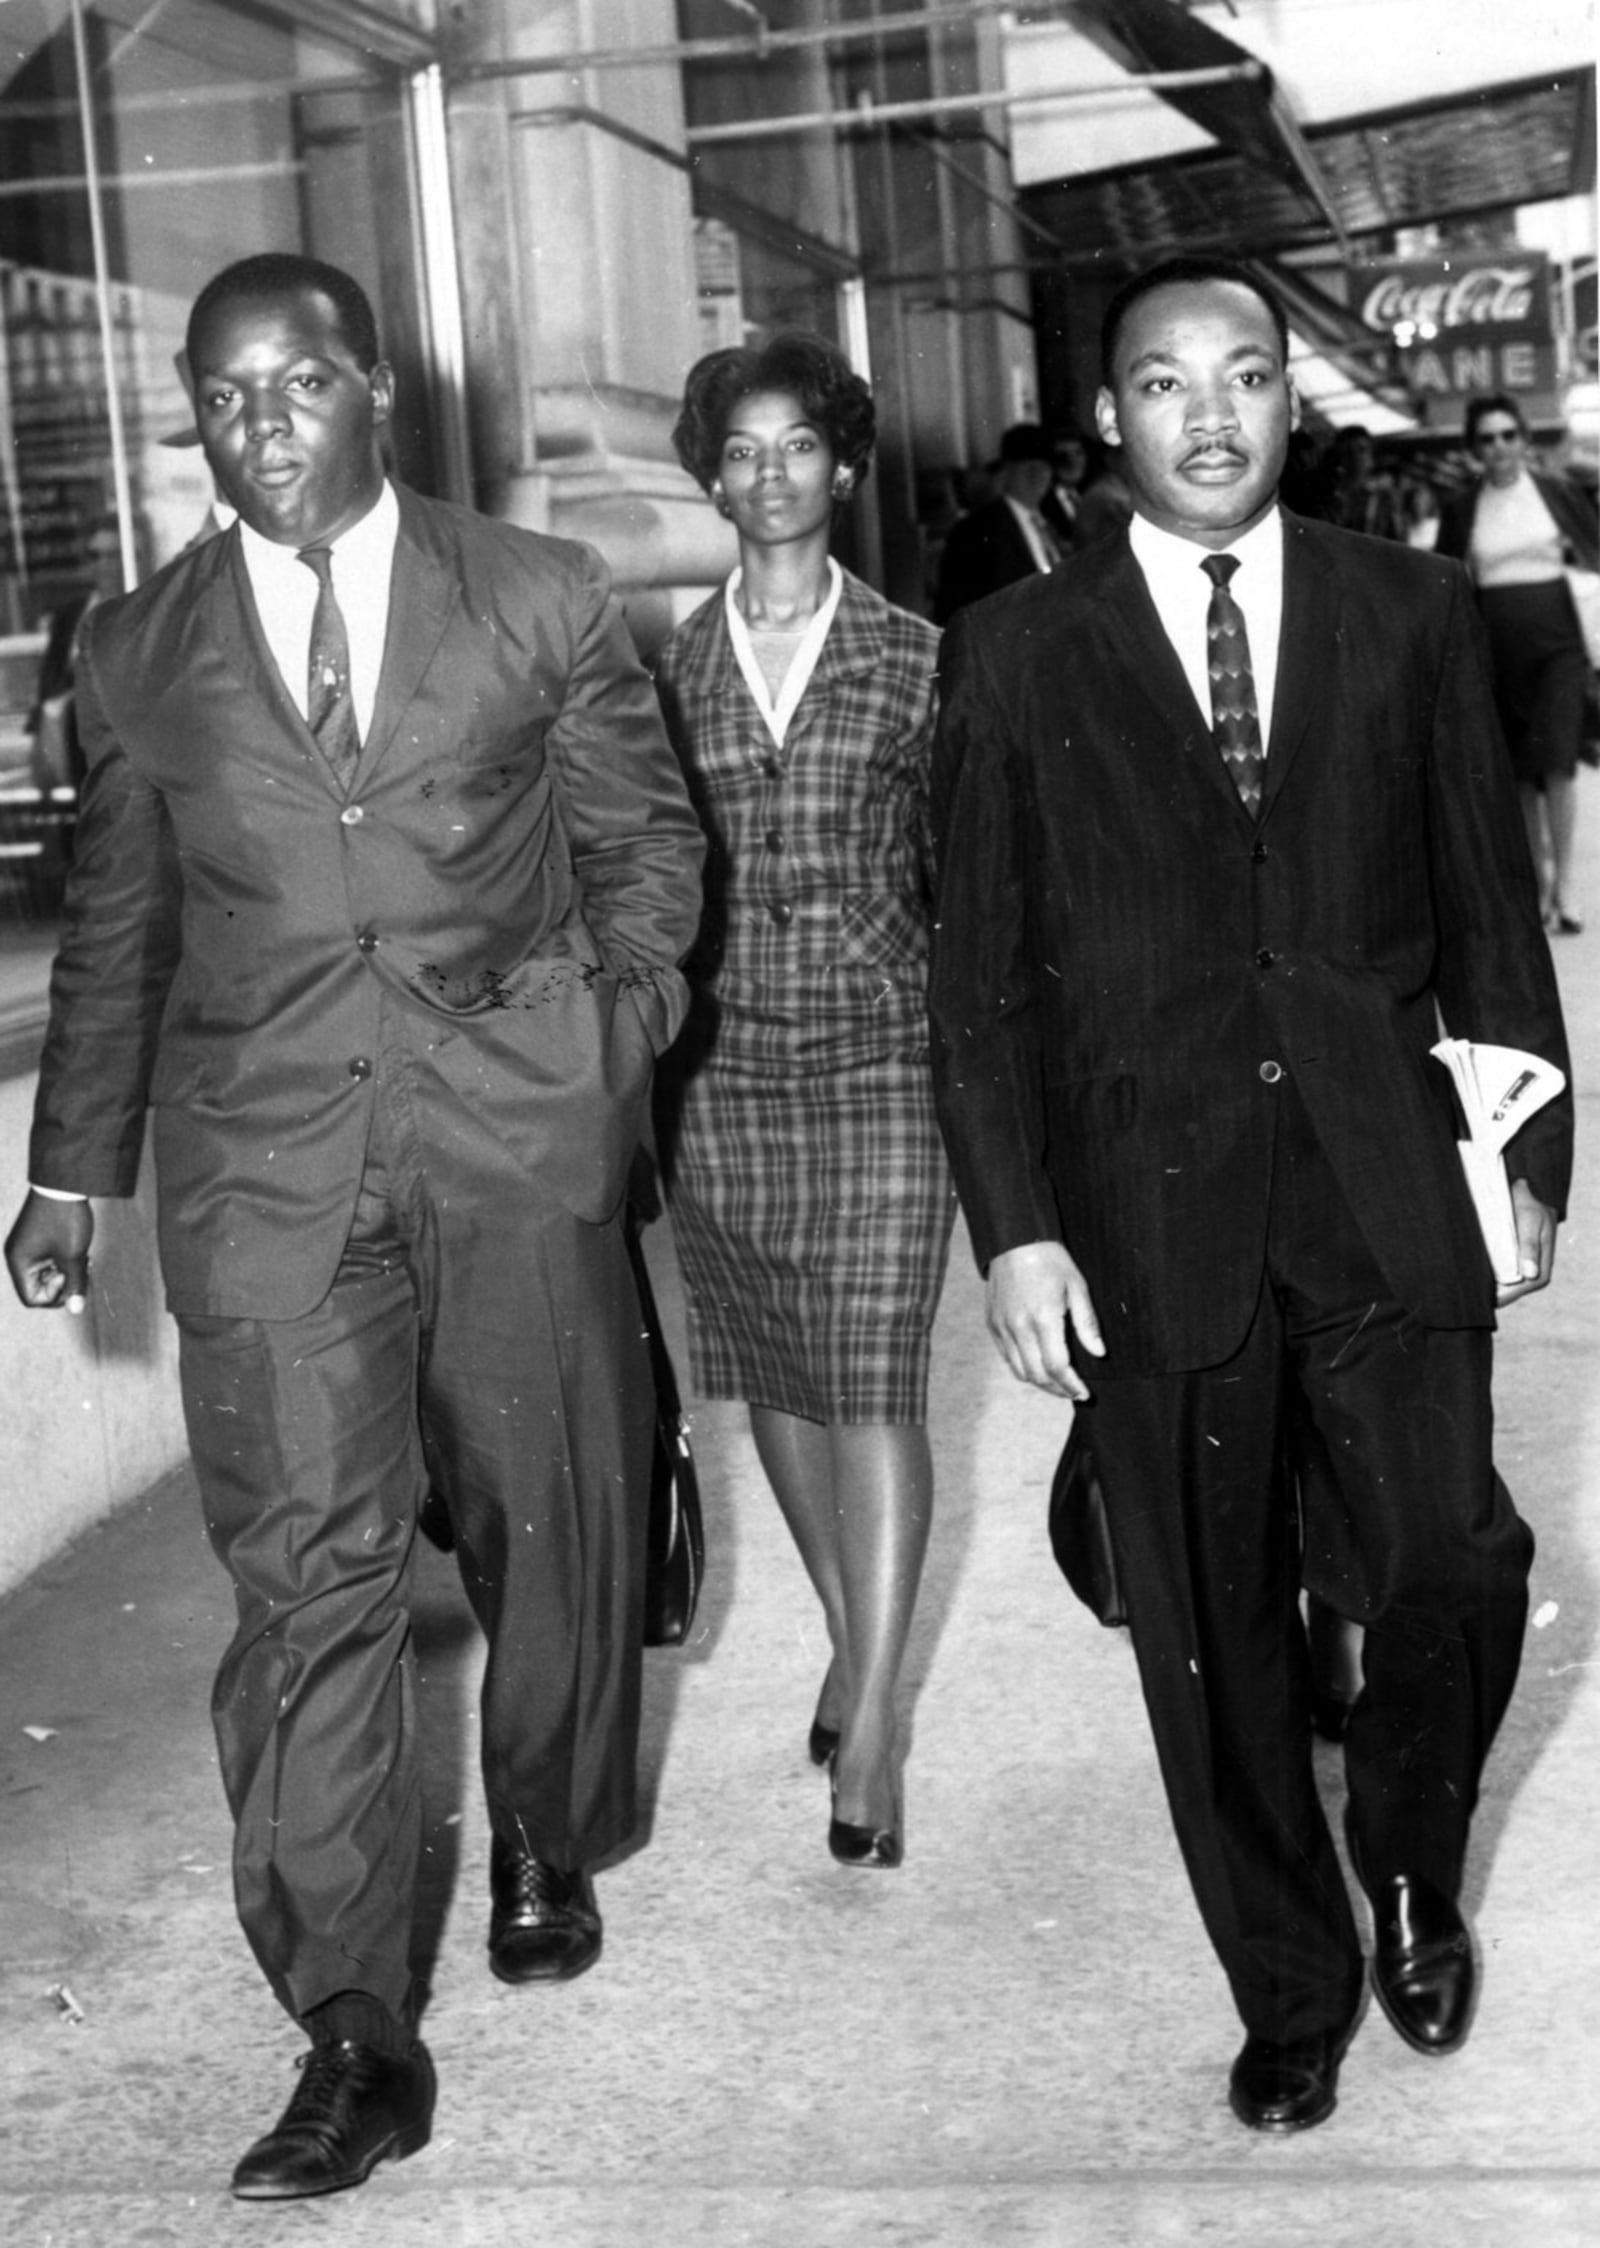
[652,567,940,985]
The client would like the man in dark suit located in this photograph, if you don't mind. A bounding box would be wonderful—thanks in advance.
[1039,424,1088,549]
[929,257,1571,2134]
[4,254,705,2199]
[932,421,1064,621]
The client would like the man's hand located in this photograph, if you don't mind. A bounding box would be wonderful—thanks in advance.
[1497,1178,1558,1306]
[985,1240,1105,1401]
[4,1193,93,1314]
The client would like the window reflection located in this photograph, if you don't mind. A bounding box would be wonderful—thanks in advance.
[0,0,431,972]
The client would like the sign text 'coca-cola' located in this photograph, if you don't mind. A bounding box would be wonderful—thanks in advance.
[1357,257,1551,340]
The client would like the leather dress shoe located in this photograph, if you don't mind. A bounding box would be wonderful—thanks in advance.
[1346,1811,1476,2054]
[230,2038,434,2200]
[1228,2028,1346,2133]
[487,1838,602,1984]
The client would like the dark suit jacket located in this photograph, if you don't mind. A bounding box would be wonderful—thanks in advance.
[929,513,1573,1377]
[1436,472,1600,572]
[933,498,1045,623]
[29,485,705,1319]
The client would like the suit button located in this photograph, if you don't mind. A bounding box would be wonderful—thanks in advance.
[1251,840,1268,862]
[769,900,793,927]
[1255,947,1275,968]
[765,828,785,853]
[348,1057,372,1081]
[340,803,364,825]
[356,932,378,952]
[762,758,782,782]
[1259,1060,1283,1084]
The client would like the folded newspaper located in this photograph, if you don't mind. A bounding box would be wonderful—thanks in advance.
[1430,1039,1566,1284]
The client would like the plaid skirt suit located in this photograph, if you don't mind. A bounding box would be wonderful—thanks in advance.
[653,568,955,1423]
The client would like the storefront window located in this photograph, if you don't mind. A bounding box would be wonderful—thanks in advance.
[0,0,437,975]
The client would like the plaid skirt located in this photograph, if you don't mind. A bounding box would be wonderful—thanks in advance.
[663,962,956,1424]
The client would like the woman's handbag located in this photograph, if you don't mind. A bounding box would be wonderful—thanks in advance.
[627,1217,705,1648]
[1047,1418,1126,1628]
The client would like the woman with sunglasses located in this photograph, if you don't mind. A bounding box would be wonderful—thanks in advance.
[1437,394,1599,934]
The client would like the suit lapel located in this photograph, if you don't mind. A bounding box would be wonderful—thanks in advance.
[360,490,459,776]
[1261,513,1337,814]
[1087,540,1245,814]
[191,526,307,740]
[797,569,884,697]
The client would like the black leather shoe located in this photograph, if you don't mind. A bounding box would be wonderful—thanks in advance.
[487,1839,602,1984]
[1346,1810,1476,2055]
[1228,2029,1345,2133]
[230,2038,434,2200]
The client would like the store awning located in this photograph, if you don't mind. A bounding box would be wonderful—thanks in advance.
[1005,1,1595,264]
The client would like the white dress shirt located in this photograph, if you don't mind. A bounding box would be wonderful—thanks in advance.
[237,478,400,741]
[1004,494,1060,574]
[1128,505,1284,752]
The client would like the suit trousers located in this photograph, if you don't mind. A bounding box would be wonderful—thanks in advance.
[1084,1075,1533,2046]
[177,1002,653,2025]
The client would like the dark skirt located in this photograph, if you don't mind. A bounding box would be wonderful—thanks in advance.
[1477,579,1590,785]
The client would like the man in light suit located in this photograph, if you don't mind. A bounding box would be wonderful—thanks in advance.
[5,255,705,2199]
[929,258,1571,2133]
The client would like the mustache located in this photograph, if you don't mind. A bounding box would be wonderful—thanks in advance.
[1181,441,1247,465]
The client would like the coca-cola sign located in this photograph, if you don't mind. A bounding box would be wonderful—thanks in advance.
[1357,256,1551,342]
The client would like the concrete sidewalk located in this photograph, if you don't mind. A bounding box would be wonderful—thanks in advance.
[3,816,1598,2246]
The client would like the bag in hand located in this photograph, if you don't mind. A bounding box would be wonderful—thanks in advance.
[1047,1418,1126,1628]
[627,1217,705,1648]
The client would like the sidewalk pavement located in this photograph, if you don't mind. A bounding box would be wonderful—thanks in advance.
[2,808,1598,2248]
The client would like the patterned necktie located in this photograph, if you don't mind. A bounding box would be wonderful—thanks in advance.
[296,544,361,789]
[1201,552,1264,816]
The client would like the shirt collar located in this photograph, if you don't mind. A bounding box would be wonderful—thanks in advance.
[237,478,400,581]
[1130,502,1283,592]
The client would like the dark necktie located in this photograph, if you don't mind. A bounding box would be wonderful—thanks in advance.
[1201,552,1264,816]
[297,544,361,789]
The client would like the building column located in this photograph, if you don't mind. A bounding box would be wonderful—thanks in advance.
[442,0,732,645]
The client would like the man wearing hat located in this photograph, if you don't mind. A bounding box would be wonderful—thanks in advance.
[933,422,1065,622]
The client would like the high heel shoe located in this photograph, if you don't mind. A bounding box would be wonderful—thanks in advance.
[827,1773,902,1869]
[828,1809,903,1869]
[808,1717,841,1768]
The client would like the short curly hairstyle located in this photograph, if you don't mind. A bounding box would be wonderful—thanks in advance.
[672,331,875,493]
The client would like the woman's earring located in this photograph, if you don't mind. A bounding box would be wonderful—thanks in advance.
[712,486,732,519]
[832,468,855,503]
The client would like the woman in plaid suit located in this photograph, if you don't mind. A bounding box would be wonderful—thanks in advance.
[654,335,955,1869]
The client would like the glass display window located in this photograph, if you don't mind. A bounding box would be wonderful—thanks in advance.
[0,0,438,950]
